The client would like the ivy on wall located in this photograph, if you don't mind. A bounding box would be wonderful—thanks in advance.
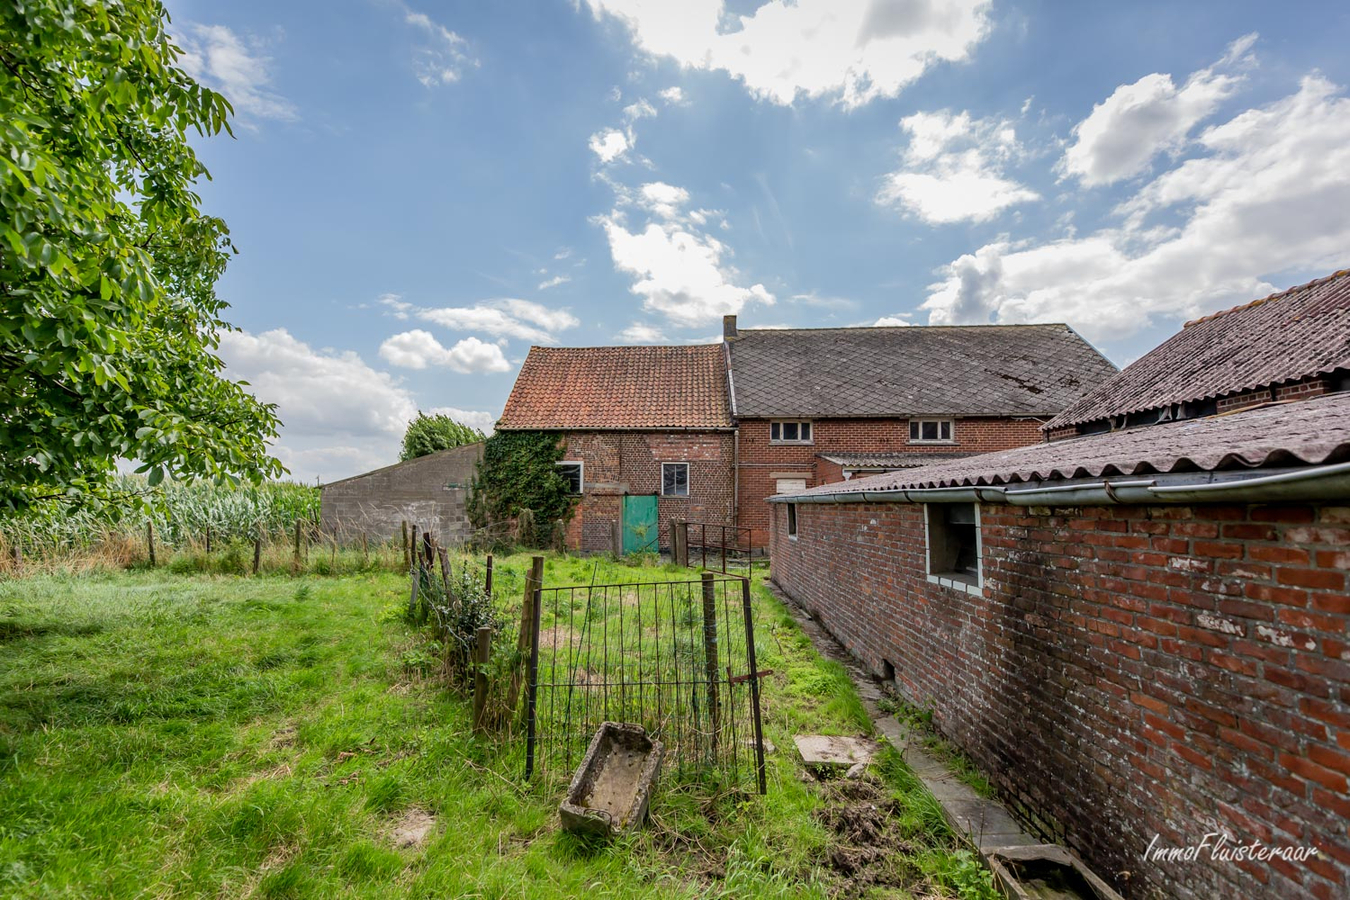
[467,431,575,548]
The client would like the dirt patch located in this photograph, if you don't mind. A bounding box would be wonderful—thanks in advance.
[812,777,924,896]
[268,724,298,749]
[385,808,436,849]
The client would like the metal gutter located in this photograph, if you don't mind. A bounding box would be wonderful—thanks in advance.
[771,462,1350,506]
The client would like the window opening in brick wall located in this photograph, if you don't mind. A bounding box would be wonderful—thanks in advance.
[661,462,689,497]
[787,503,798,539]
[924,502,981,594]
[770,420,813,444]
[909,418,954,443]
[557,461,583,494]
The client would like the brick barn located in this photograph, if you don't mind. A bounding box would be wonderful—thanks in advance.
[722,315,1117,545]
[768,270,1350,899]
[497,344,736,553]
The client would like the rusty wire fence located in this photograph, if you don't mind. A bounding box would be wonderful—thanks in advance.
[523,573,767,793]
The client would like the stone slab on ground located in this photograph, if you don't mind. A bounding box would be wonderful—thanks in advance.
[794,734,879,768]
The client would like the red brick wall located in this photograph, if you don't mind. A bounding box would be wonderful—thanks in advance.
[737,416,1045,545]
[560,431,734,552]
[770,500,1349,900]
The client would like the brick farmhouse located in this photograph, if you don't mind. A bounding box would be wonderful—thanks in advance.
[497,318,1116,552]
[768,270,1350,899]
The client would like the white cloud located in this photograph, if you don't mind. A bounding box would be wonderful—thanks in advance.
[537,274,571,290]
[379,293,413,319]
[589,128,632,163]
[877,110,1038,224]
[659,86,687,105]
[623,98,657,120]
[175,24,297,123]
[1060,34,1256,186]
[427,406,497,433]
[583,0,992,109]
[218,328,416,483]
[379,330,511,373]
[874,315,912,326]
[599,214,774,327]
[491,298,581,332]
[638,181,690,220]
[404,9,476,86]
[615,322,668,343]
[381,297,579,344]
[923,76,1350,341]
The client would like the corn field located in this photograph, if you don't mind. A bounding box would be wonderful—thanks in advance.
[1,476,320,560]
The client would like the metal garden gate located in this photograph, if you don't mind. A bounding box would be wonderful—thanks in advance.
[523,572,767,793]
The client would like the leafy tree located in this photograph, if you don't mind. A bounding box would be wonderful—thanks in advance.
[398,412,486,461]
[0,0,282,513]
[467,431,575,548]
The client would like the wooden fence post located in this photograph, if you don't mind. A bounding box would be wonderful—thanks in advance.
[205,526,212,554]
[701,572,720,755]
[401,520,410,570]
[472,626,492,733]
[293,520,302,573]
[611,519,623,557]
[484,554,494,598]
[147,523,156,567]
[506,555,545,718]
[253,524,262,575]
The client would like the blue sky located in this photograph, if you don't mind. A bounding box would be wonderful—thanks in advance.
[164,0,1350,483]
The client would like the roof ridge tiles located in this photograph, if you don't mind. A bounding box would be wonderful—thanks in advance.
[1183,267,1350,329]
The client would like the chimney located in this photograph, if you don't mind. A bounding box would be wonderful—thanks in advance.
[723,314,738,341]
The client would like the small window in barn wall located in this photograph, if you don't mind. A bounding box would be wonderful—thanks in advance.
[770,420,813,444]
[557,461,583,494]
[925,502,981,595]
[661,462,689,497]
[787,503,798,539]
[909,419,954,443]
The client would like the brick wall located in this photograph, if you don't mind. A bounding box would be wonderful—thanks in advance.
[561,430,735,552]
[737,416,1045,545]
[770,499,1349,899]
[319,443,482,546]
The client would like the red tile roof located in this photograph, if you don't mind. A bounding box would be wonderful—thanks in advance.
[498,345,733,430]
[1046,269,1350,431]
[783,391,1350,495]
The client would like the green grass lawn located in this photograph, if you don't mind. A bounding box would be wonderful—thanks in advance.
[0,554,993,899]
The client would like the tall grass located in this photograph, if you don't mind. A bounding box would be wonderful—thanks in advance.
[0,476,322,572]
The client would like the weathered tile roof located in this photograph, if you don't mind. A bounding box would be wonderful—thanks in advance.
[786,391,1350,495]
[727,324,1117,418]
[819,452,975,468]
[1047,269,1350,431]
[498,345,733,430]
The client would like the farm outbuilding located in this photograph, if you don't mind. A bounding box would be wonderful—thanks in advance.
[319,442,483,546]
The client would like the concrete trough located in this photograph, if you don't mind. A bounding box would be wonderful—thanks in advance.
[985,844,1123,900]
[560,722,664,838]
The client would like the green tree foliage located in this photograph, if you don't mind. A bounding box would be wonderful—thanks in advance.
[0,0,283,513]
[398,412,486,461]
[467,431,575,548]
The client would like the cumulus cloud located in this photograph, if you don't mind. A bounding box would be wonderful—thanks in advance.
[379,331,511,373]
[659,86,687,105]
[877,110,1038,224]
[218,328,416,482]
[1060,33,1256,186]
[404,9,476,86]
[589,128,632,163]
[874,314,913,326]
[537,274,571,290]
[615,322,668,343]
[923,75,1350,341]
[582,0,992,109]
[383,296,579,344]
[638,181,691,220]
[175,24,297,123]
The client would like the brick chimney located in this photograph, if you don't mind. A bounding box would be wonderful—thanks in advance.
[723,314,738,341]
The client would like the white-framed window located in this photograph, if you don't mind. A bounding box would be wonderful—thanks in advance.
[787,503,798,539]
[924,502,982,595]
[909,418,954,443]
[769,420,813,444]
[556,461,583,494]
[661,462,689,497]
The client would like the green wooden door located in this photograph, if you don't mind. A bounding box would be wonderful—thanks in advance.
[622,494,659,554]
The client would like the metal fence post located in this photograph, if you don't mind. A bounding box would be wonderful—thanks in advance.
[741,576,767,794]
[701,572,721,758]
[524,560,544,781]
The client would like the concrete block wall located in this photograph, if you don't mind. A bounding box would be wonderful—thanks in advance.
[770,499,1349,900]
[319,443,482,547]
[737,416,1045,545]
